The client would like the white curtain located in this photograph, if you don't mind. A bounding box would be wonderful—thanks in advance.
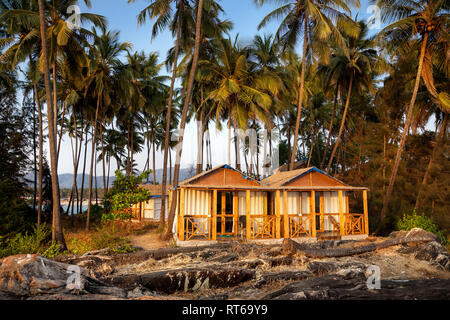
[238,192,264,216]
[323,191,347,231]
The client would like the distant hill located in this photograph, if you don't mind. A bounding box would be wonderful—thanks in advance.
[25,167,197,189]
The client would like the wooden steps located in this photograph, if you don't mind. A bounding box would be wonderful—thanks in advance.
[317,232,342,241]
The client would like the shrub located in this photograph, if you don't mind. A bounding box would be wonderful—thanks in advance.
[66,226,138,256]
[397,211,447,244]
[102,170,152,222]
[0,224,61,258]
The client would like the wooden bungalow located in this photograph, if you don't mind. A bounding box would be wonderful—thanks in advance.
[132,184,169,221]
[172,165,369,244]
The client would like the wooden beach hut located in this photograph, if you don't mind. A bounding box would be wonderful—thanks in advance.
[172,165,369,244]
[132,184,169,221]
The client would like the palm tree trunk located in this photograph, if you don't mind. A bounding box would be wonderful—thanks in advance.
[100,120,106,195]
[32,92,37,214]
[33,83,44,227]
[415,113,447,210]
[52,62,57,136]
[38,0,66,250]
[160,1,184,229]
[87,95,101,230]
[327,73,354,173]
[107,156,111,192]
[79,126,88,214]
[290,17,308,170]
[196,112,204,174]
[227,107,232,166]
[57,102,66,161]
[263,125,267,177]
[152,135,157,184]
[67,112,79,216]
[321,84,339,169]
[378,32,429,232]
[235,128,241,171]
[130,115,134,176]
[165,0,204,239]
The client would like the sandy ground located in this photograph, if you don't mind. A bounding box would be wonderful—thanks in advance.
[129,232,170,251]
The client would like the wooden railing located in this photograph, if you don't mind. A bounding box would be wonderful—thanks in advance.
[249,215,276,239]
[345,213,365,235]
[183,215,212,241]
[288,215,312,238]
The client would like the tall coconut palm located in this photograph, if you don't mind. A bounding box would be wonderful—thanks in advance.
[37,0,65,249]
[84,26,131,230]
[255,0,359,170]
[202,37,272,169]
[375,0,450,230]
[165,0,205,239]
[129,0,191,228]
[325,21,382,173]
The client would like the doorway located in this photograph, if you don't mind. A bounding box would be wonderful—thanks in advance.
[216,191,235,236]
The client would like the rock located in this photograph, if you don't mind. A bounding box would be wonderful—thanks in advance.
[267,247,282,257]
[0,255,126,299]
[264,274,450,300]
[307,261,368,277]
[267,256,294,267]
[389,228,440,243]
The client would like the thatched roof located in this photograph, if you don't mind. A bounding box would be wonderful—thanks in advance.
[260,167,348,187]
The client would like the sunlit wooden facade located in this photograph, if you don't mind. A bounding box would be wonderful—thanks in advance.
[172,165,369,242]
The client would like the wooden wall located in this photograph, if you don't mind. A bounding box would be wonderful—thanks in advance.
[187,168,260,187]
[284,171,345,187]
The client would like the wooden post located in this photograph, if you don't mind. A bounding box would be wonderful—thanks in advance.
[283,191,289,238]
[299,192,302,215]
[212,190,217,241]
[275,190,281,238]
[179,188,185,241]
[320,193,324,232]
[363,190,369,235]
[221,192,226,234]
[310,191,316,238]
[233,192,238,236]
[339,190,345,236]
[246,190,251,240]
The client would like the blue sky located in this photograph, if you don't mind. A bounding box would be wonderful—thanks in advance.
[57,0,378,175]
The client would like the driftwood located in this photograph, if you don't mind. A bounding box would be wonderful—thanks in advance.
[255,271,312,288]
[106,267,255,294]
[264,273,450,300]
[55,243,236,270]
[282,237,436,258]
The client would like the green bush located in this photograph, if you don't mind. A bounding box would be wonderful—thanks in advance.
[0,225,61,258]
[397,211,447,245]
[102,170,152,222]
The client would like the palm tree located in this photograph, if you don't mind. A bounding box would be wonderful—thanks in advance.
[202,37,272,168]
[166,0,205,238]
[84,26,131,230]
[375,0,449,230]
[129,0,190,228]
[325,21,382,173]
[255,0,359,170]
[37,0,66,249]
